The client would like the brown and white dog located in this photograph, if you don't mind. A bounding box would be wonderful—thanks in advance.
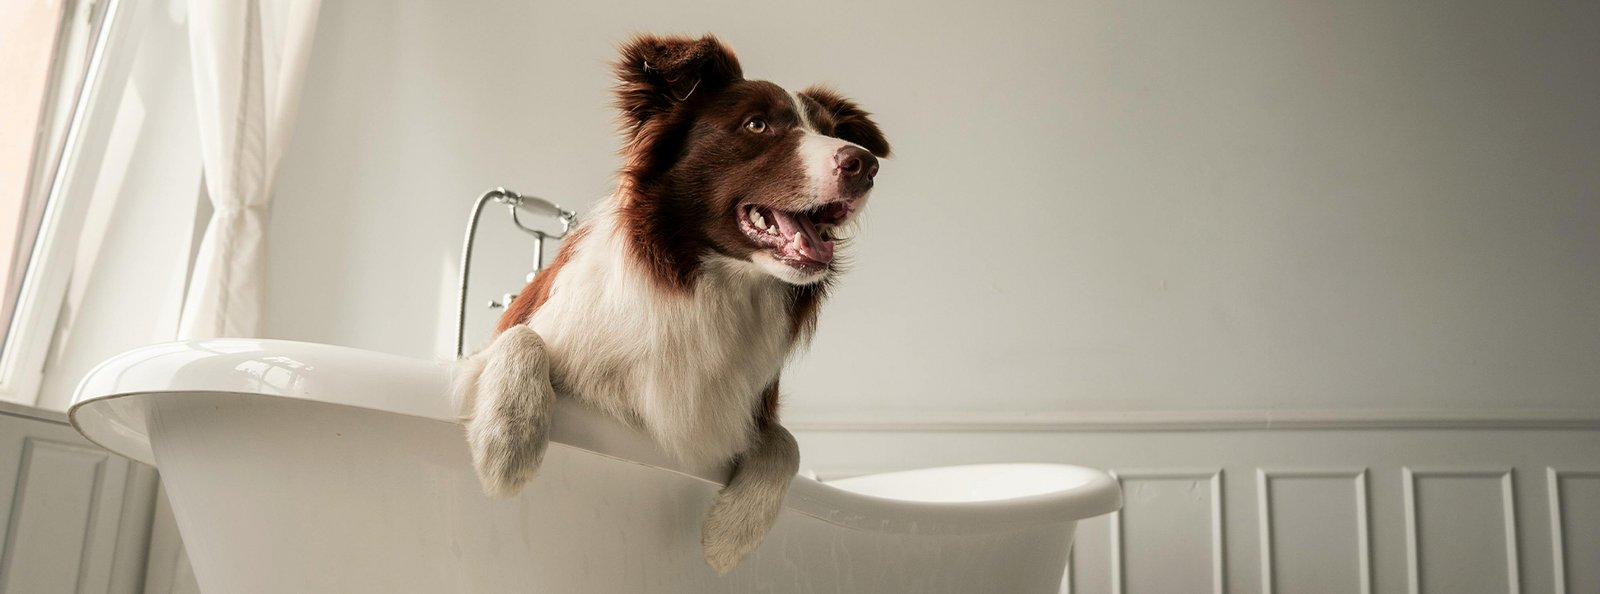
[451,34,889,573]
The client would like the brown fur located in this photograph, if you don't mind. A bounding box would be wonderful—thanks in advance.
[613,34,746,292]
[797,86,892,158]
[757,380,781,427]
[481,33,890,573]
[788,281,829,342]
[498,35,887,350]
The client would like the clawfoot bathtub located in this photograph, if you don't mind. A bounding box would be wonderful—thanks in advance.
[70,340,1120,593]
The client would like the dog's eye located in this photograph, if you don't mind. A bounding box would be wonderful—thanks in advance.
[744,119,768,134]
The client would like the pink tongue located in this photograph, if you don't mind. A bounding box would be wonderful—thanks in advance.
[772,211,833,263]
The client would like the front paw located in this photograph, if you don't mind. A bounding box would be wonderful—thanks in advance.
[701,484,785,574]
[464,324,555,498]
[465,409,549,498]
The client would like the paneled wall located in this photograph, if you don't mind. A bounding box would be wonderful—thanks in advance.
[793,419,1600,594]
[12,401,1593,594]
[0,404,156,594]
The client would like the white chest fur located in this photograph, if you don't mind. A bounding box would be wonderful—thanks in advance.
[524,206,796,467]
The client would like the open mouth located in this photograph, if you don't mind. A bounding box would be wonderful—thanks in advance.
[738,202,852,271]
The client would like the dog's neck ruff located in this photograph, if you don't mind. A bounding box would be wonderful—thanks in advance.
[518,199,798,467]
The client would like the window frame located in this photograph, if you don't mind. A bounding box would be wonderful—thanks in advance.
[0,0,139,407]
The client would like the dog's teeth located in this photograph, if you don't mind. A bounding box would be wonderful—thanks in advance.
[751,210,766,229]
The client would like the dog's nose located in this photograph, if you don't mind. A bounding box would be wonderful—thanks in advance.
[834,146,878,194]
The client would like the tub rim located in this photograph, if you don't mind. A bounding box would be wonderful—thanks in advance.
[70,339,1122,534]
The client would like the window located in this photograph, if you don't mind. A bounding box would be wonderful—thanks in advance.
[0,0,117,405]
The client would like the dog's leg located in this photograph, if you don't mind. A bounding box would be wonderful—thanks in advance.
[701,419,800,574]
[462,325,556,498]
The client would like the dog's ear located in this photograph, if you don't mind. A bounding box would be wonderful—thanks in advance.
[613,34,743,135]
[799,86,892,158]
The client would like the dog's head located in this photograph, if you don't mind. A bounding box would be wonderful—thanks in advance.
[613,34,891,287]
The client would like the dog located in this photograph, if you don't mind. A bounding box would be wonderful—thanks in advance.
[451,33,890,574]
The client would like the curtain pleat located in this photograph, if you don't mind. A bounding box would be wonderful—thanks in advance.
[177,0,320,339]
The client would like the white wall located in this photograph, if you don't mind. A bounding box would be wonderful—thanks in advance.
[267,0,1600,417]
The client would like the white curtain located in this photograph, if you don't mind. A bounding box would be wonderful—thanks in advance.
[177,0,321,339]
[156,2,324,591]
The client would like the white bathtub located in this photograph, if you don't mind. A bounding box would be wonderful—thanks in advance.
[70,339,1120,593]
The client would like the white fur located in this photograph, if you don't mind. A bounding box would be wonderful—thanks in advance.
[523,201,796,469]
[457,199,807,571]
[701,421,800,573]
[747,251,827,285]
[797,133,847,199]
[791,90,869,209]
[789,91,817,131]
[462,325,558,497]
[460,92,877,570]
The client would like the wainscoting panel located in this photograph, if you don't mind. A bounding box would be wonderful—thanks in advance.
[0,404,157,594]
[1404,468,1518,594]
[1258,469,1368,594]
[0,438,113,592]
[1111,470,1223,594]
[792,418,1600,594]
[1549,469,1600,594]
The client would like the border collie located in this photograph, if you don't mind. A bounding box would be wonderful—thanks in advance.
[452,34,890,574]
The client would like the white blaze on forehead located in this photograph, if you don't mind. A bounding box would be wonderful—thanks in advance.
[790,89,872,202]
[789,91,817,133]
[791,90,841,197]
[789,88,870,154]
[798,134,842,197]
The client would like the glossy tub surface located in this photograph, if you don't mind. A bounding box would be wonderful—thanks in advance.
[72,340,1120,593]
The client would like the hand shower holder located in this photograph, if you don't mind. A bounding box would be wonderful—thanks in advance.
[454,187,577,358]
